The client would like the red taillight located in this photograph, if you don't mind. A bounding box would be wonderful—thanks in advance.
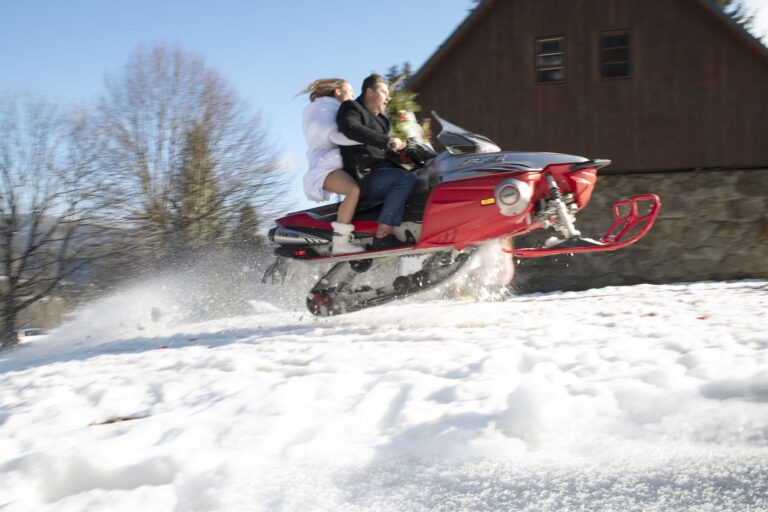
[294,249,307,256]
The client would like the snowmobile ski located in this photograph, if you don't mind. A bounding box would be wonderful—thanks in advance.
[508,194,661,257]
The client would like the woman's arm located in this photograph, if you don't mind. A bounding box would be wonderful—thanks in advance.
[328,128,359,146]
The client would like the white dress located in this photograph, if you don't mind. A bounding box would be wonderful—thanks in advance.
[302,96,359,202]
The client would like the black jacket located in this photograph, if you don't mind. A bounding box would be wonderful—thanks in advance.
[336,97,391,181]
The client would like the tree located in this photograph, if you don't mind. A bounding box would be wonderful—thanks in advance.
[0,95,105,349]
[229,201,265,281]
[385,62,432,144]
[169,122,226,253]
[93,43,285,267]
[714,0,756,33]
[231,202,262,250]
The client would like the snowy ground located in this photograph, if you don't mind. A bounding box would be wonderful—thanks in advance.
[1,274,767,511]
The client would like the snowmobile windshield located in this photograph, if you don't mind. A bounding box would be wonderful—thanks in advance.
[432,111,501,155]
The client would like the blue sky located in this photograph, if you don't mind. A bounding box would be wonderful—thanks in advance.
[2,0,766,210]
[0,0,475,209]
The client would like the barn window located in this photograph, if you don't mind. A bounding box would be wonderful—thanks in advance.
[602,31,630,78]
[536,37,565,83]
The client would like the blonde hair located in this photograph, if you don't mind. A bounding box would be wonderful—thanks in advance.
[298,78,348,102]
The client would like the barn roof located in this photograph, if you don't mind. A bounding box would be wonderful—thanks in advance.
[408,0,768,90]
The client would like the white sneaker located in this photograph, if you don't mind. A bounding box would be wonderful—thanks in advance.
[331,222,365,255]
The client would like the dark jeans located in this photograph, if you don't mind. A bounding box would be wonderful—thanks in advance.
[365,165,416,226]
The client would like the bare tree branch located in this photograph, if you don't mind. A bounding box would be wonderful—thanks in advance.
[0,93,108,349]
[92,43,287,267]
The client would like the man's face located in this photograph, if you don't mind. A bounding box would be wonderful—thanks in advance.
[365,83,390,114]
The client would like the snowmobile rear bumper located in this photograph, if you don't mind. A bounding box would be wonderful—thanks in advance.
[507,194,661,257]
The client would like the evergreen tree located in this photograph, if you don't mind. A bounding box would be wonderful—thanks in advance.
[714,0,756,32]
[170,123,226,252]
[385,63,432,144]
[231,202,262,249]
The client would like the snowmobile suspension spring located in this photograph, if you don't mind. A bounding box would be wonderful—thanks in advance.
[545,173,581,238]
[545,173,563,200]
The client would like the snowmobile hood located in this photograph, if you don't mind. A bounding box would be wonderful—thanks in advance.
[424,150,591,183]
[429,112,589,176]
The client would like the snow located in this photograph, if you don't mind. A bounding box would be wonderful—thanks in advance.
[1,277,767,511]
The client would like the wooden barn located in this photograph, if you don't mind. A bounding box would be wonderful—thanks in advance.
[410,0,768,291]
[411,0,768,172]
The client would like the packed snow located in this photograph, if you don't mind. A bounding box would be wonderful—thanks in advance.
[1,270,767,511]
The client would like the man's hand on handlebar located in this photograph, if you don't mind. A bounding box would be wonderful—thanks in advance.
[387,138,407,152]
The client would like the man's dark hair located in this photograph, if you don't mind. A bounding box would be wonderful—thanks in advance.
[361,74,388,95]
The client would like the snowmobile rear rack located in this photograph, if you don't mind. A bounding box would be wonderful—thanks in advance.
[508,194,661,257]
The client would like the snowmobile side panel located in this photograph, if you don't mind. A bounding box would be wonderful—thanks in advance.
[565,168,597,208]
[416,173,538,250]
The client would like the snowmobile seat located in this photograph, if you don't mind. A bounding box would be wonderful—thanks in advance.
[283,169,431,225]
[349,185,431,223]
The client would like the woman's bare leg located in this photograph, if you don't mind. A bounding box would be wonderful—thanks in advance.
[323,170,360,224]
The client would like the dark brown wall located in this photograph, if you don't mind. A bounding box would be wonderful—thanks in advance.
[411,0,768,172]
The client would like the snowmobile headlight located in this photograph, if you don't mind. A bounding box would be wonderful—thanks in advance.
[494,179,532,217]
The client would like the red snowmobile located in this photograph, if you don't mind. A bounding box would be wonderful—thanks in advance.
[264,113,660,316]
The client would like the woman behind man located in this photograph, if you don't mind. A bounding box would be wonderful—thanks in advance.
[300,78,364,255]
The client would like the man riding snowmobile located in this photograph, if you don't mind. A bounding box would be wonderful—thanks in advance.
[336,73,415,250]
